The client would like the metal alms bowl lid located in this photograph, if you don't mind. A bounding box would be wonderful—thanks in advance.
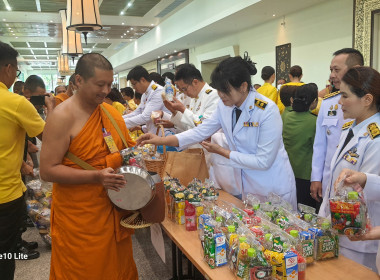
[107,166,155,211]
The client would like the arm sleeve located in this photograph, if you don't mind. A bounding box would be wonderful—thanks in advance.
[16,98,45,137]
[176,106,222,149]
[311,103,326,182]
[364,173,380,202]
[359,141,380,202]
[124,92,162,129]
[228,105,282,170]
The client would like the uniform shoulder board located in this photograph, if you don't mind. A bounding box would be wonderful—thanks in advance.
[151,84,157,90]
[367,122,380,140]
[254,98,267,110]
[310,112,317,117]
[323,91,340,100]
[205,89,212,94]
[342,120,354,130]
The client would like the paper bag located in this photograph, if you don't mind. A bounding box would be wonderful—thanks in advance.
[163,148,209,185]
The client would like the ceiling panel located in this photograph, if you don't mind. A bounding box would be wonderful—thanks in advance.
[46,42,61,48]
[100,0,160,16]
[29,42,46,48]
[48,50,59,55]
[17,49,33,55]
[39,0,66,13]
[23,56,36,59]
[95,43,112,48]
[33,49,47,55]
[1,0,37,12]
[11,42,28,48]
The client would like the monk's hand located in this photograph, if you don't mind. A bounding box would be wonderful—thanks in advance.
[98,167,126,192]
[136,133,161,146]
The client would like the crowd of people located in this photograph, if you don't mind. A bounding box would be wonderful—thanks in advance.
[1,38,380,280]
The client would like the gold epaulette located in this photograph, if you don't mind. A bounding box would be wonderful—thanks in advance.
[205,89,212,94]
[342,120,354,130]
[151,84,157,90]
[367,122,380,140]
[323,91,340,100]
[254,98,267,110]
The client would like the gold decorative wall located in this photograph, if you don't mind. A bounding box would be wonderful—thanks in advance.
[354,0,380,66]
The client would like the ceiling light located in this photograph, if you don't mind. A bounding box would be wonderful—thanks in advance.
[15,37,18,38]
[273,14,275,17]
[12,33,15,35]
[151,24,154,26]
[10,30,13,32]
[165,53,168,56]
[6,24,9,26]
[2,19,6,21]
[36,25,39,27]
[107,38,109,41]
[122,22,125,25]
[158,56,160,58]
[127,2,132,7]
[92,46,95,48]
[6,6,11,11]
[127,30,129,33]
[174,50,177,52]
[130,27,133,30]
[121,36,123,38]
[50,20,53,23]
[124,33,126,35]
[120,11,124,15]
[8,27,11,29]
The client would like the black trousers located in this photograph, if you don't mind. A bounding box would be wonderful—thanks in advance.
[0,195,26,280]
[295,178,317,209]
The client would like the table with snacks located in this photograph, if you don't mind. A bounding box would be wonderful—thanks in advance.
[161,190,378,280]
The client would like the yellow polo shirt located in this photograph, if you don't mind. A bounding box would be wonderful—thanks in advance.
[112,101,126,115]
[257,83,278,104]
[0,82,45,204]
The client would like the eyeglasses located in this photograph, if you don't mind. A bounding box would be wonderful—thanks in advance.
[5,64,21,78]
[179,79,194,93]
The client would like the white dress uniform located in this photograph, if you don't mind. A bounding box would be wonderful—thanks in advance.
[176,89,297,208]
[123,81,170,135]
[165,83,219,133]
[311,92,351,197]
[319,113,380,272]
[176,92,192,111]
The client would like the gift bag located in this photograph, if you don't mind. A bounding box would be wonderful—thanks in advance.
[163,148,209,186]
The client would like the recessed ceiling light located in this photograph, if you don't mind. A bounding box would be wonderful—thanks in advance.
[2,19,6,21]
[36,25,39,27]
[6,24,9,26]
[127,30,129,33]
[10,30,13,32]
[127,2,132,7]
[8,27,11,29]
[122,22,125,25]
[165,53,168,56]
[273,14,275,17]
[92,46,95,48]
[151,24,154,26]
[121,36,123,38]
[158,56,160,58]
[15,37,18,38]
[6,6,11,11]
[50,20,53,23]
[120,11,124,15]
[107,38,109,41]
[124,33,126,35]
[130,27,133,30]
[12,33,15,35]
[174,50,177,52]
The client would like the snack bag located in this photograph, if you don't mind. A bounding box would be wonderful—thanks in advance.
[329,182,370,236]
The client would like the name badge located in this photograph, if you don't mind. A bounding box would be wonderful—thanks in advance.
[103,129,119,153]
[244,122,259,127]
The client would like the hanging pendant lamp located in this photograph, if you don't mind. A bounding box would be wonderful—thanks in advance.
[57,51,70,76]
[66,0,103,44]
[60,9,83,61]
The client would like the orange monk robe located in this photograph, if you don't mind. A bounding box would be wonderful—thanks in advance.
[50,103,138,280]
[55,92,70,107]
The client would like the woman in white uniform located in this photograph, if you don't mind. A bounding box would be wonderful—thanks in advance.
[137,56,297,208]
[319,66,380,272]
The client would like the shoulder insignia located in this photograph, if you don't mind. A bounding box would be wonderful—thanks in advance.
[342,120,354,130]
[310,112,317,116]
[323,91,340,100]
[367,122,380,140]
[205,89,212,94]
[254,98,267,110]
[151,84,157,90]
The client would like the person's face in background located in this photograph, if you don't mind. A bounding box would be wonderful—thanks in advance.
[329,54,349,90]
[55,85,66,95]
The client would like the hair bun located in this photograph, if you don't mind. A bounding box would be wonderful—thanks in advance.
[243,51,257,76]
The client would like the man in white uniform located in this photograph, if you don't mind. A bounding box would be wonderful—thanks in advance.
[310,48,364,204]
[161,64,219,132]
[123,66,170,135]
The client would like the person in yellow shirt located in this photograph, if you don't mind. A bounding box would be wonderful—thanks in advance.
[0,41,54,280]
[121,87,137,111]
[257,66,278,104]
[105,88,126,115]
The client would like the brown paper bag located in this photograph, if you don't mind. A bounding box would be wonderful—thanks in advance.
[163,148,209,186]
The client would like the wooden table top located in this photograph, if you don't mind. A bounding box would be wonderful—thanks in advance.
[161,191,379,280]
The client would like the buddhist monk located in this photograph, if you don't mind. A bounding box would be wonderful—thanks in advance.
[40,53,138,280]
[54,74,76,107]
